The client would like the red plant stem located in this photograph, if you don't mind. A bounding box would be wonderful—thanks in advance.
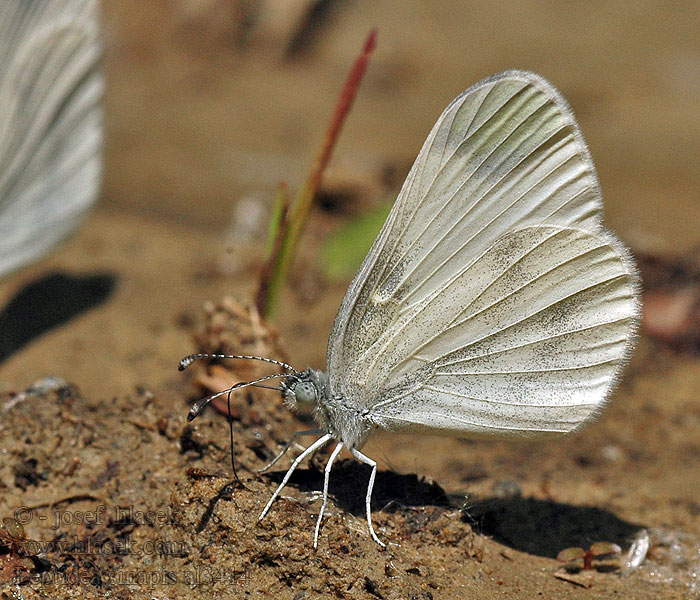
[256,28,377,318]
[307,28,377,192]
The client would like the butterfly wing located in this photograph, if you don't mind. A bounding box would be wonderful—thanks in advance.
[0,0,103,277]
[326,70,639,439]
[363,224,638,437]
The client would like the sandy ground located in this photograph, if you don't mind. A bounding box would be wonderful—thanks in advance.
[1,2,700,598]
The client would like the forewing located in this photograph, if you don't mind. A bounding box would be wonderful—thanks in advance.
[365,226,639,437]
[326,71,639,434]
[0,0,102,277]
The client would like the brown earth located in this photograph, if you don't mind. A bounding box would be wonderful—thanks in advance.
[1,2,700,598]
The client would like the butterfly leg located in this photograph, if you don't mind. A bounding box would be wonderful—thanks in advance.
[259,433,333,522]
[258,428,324,473]
[350,448,385,548]
[314,442,344,549]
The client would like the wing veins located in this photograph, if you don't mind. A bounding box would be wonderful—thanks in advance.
[543,185,591,222]
[389,239,606,368]
[341,86,542,357]
[465,80,504,137]
[437,356,619,376]
[377,412,573,433]
[428,273,631,361]
[399,145,586,311]
[383,95,555,299]
[433,317,631,367]
[391,109,566,305]
[372,85,539,289]
[422,384,599,408]
[374,267,629,382]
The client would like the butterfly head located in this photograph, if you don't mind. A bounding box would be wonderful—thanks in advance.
[281,368,327,413]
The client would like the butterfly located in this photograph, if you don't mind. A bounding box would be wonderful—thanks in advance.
[0,0,102,278]
[182,70,641,548]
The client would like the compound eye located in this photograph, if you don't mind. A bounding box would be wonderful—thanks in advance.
[295,382,317,404]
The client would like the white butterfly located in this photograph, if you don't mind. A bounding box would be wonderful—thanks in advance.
[183,70,640,548]
[0,0,102,277]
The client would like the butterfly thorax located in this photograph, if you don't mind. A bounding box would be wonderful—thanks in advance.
[281,368,372,449]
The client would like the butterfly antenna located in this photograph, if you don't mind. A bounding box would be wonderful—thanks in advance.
[179,353,296,373]
[181,354,294,489]
[186,373,291,422]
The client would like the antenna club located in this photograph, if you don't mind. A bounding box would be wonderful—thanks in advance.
[179,354,201,370]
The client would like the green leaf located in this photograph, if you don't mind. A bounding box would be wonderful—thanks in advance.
[321,200,393,280]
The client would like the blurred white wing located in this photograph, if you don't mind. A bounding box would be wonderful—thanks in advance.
[326,71,639,438]
[0,0,103,277]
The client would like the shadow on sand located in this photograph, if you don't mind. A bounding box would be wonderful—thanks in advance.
[0,271,116,363]
[265,460,642,557]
